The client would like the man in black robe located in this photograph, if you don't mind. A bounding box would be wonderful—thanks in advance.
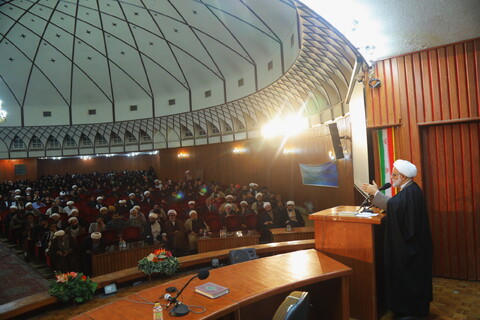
[362,159,433,319]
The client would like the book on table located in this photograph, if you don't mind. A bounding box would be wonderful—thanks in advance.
[195,282,229,299]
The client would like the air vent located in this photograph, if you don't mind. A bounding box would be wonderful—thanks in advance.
[168,99,176,106]
[43,111,51,117]
[238,78,244,87]
[130,105,138,111]
[205,90,211,98]
[88,109,96,115]
[268,60,273,71]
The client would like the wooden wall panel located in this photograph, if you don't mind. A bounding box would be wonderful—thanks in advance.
[37,154,161,177]
[366,38,480,280]
[421,123,480,280]
[0,158,37,181]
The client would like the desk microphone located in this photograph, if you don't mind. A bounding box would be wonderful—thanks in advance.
[166,269,210,317]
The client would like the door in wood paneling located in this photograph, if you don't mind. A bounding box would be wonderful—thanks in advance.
[421,122,480,280]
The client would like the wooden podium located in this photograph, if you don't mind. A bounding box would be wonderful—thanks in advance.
[309,206,385,320]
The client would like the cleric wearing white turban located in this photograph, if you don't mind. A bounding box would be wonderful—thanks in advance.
[361,160,433,318]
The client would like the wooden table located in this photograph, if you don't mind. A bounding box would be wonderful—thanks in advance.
[310,205,385,320]
[270,227,315,242]
[71,249,352,320]
[197,230,260,253]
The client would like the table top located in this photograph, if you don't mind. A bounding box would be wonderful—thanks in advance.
[71,249,352,320]
[309,206,385,225]
[269,227,315,235]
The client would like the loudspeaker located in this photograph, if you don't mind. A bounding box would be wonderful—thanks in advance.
[328,123,344,159]
[229,248,258,264]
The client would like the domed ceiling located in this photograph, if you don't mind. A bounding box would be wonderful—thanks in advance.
[0,0,359,159]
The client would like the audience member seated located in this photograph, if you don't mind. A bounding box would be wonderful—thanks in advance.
[184,210,209,251]
[280,201,305,228]
[88,215,107,233]
[65,217,87,239]
[107,211,126,235]
[239,201,253,216]
[98,206,112,224]
[63,201,78,216]
[143,212,164,245]
[9,207,26,243]
[218,195,239,215]
[25,202,42,217]
[257,202,278,242]
[47,230,78,273]
[46,198,64,216]
[163,210,188,256]
[127,193,140,209]
[126,208,146,233]
[251,193,265,214]
[68,209,88,229]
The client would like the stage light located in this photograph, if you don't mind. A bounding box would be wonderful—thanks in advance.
[233,147,247,154]
[261,114,308,139]
[177,152,189,159]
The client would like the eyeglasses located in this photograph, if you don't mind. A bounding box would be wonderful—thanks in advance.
[391,173,399,177]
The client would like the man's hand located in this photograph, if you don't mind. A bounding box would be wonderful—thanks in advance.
[361,180,379,195]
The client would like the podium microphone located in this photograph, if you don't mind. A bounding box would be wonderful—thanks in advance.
[166,269,210,317]
[378,182,392,191]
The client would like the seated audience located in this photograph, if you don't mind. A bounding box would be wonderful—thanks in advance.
[163,210,188,256]
[184,210,209,251]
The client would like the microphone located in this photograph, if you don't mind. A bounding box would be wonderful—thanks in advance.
[164,293,173,302]
[378,182,392,191]
[166,269,210,317]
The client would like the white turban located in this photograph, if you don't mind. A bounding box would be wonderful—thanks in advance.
[67,201,74,206]
[148,213,158,219]
[91,232,102,239]
[96,196,103,201]
[72,185,77,189]
[188,201,195,205]
[240,201,248,206]
[255,193,263,199]
[15,189,21,193]
[25,202,33,207]
[70,209,79,215]
[60,191,66,196]
[10,205,18,210]
[393,159,417,178]
[68,217,78,223]
[189,210,197,217]
[54,230,65,237]
[100,207,108,213]
[226,195,233,200]
[26,187,32,191]
[144,191,150,195]
[119,199,126,204]
[167,209,177,216]
[263,202,271,209]
[51,213,61,218]
[286,201,295,206]
[14,195,21,199]
[129,193,136,197]
[224,203,232,209]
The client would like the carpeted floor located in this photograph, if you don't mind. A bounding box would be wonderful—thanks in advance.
[0,240,51,305]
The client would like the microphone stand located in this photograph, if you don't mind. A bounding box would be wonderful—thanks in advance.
[354,184,371,212]
[166,274,198,316]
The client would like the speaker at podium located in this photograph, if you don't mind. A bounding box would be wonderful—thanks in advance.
[229,248,258,264]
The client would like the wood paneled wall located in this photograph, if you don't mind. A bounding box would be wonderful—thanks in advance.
[422,123,479,280]
[0,158,38,182]
[365,38,480,280]
[37,154,161,177]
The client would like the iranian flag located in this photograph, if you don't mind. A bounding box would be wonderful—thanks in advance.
[377,127,396,197]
